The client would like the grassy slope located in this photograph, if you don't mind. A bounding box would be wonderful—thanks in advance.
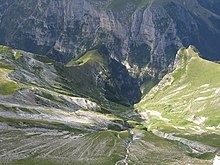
[0,45,138,123]
[0,46,21,95]
[0,128,211,165]
[0,69,20,95]
[65,49,140,119]
[135,46,220,146]
[0,45,216,164]
[63,50,108,100]
[66,50,107,67]
[0,45,135,128]
[0,129,128,165]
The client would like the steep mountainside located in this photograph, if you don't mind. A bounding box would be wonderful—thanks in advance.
[1,45,217,164]
[0,0,220,164]
[0,0,220,80]
[136,46,220,150]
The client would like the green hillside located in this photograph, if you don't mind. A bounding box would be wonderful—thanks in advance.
[0,45,218,164]
[135,46,220,147]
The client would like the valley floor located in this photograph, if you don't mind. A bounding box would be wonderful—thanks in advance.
[0,123,214,165]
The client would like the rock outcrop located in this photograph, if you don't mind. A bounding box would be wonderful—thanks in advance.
[0,0,220,79]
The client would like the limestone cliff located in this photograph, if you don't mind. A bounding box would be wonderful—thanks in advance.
[0,0,220,79]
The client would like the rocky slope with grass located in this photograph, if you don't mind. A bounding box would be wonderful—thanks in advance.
[0,0,220,164]
[135,46,220,159]
[0,45,218,164]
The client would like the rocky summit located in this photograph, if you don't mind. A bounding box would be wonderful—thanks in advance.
[0,0,220,165]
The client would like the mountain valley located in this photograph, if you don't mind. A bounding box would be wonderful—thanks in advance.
[0,0,220,165]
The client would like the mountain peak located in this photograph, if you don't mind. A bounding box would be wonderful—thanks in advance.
[136,46,220,149]
[174,45,201,70]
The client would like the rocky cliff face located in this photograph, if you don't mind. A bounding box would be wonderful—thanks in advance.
[0,0,220,79]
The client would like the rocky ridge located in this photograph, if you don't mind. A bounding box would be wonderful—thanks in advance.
[135,46,220,156]
[0,0,220,81]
